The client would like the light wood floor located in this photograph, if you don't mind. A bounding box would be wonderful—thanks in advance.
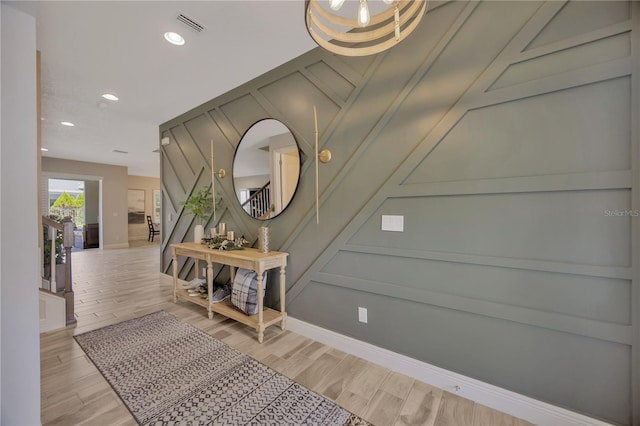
[40,241,534,426]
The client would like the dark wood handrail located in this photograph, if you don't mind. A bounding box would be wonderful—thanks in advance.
[240,181,271,208]
[241,182,272,219]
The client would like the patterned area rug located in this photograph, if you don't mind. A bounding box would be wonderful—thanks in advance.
[74,311,370,425]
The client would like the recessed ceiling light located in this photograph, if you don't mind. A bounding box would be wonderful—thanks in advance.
[102,93,119,101]
[164,31,185,46]
[61,121,75,127]
[41,148,49,152]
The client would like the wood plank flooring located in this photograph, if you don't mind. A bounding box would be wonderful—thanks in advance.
[40,241,534,426]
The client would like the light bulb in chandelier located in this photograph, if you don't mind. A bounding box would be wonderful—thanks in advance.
[329,0,345,10]
[358,0,370,27]
[394,4,400,40]
[382,0,394,3]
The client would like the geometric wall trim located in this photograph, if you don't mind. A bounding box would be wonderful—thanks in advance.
[160,2,639,424]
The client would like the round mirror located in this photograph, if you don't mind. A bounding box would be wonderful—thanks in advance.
[233,119,301,220]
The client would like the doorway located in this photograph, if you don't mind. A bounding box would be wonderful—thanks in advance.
[47,177,101,249]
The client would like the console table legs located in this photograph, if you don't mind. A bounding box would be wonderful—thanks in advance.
[257,272,264,343]
[207,261,214,319]
[279,266,286,330]
[172,250,178,303]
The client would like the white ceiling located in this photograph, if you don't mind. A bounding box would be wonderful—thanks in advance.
[16,1,318,177]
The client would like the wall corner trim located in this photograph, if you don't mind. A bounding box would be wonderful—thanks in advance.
[38,290,66,333]
[287,317,614,426]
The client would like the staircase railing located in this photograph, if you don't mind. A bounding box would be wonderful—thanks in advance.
[241,181,273,219]
[42,216,76,326]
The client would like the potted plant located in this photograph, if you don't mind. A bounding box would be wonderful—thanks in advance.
[180,186,213,242]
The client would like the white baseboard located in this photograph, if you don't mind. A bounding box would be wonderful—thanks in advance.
[287,317,612,426]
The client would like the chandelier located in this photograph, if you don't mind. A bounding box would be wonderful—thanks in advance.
[305,0,427,57]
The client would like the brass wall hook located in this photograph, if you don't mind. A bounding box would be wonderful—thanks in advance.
[317,149,331,164]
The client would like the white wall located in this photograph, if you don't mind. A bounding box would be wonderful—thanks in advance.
[1,4,3,420]
[0,3,41,424]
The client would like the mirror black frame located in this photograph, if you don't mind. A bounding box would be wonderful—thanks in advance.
[232,119,302,220]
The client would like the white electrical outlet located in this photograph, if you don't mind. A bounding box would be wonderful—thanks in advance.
[358,307,368,323]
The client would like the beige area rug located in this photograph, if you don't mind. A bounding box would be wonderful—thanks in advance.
[74,311,371,425]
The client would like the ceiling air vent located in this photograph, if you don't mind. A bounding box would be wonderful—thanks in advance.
[176,12,204,33]
[113,149,128,154]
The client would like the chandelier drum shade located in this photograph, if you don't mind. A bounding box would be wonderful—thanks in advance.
[305,0,427,57]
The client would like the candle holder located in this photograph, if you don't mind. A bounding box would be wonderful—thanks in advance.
[258,226,271,253]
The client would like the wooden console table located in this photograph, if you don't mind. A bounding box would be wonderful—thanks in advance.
[170,242,288,343]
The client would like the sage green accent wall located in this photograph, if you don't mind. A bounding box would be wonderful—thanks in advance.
[160,2,639,424]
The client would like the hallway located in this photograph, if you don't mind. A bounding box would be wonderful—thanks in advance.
[40,243,530,425]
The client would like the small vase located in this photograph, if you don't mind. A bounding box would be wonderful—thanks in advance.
[194,224,205,243]
[258,226,270,253]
